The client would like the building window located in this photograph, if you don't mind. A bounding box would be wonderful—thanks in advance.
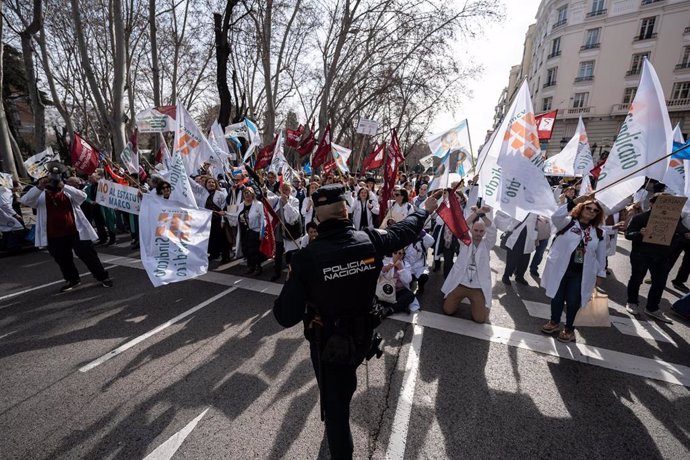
[623,87,637,104]
[549,37,561,58]
[543,97,553,111]
[671,82,690,100]
[678,46,690,70]
[553,5,567,29]
[627,52,649,75]
[582,28,601,49]
[576,61,595,81]
[592,0,605,11]
[544,67,558,87]
[637,17,656,40]
[573,92,589,108]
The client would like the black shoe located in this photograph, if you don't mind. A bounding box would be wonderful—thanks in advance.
[101,278,113,288]
[672,280,690,293]
[417,287,425,296]
[501,276,511,285]
[254,266,263,276]
[245,266,256,275]
[209,254,220,261]
[107,234,116,246]
[59,280,81,293]
[530,271,539,278]
[220,258,231,264]
[515,277,529,286]
[270,274,281,282]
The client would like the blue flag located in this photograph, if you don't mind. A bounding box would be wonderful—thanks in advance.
[672,141,690,160]
[303,162,312,175]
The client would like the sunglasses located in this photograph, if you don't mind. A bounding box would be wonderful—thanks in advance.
[584,206,601,214]
[393,193,401,197]
[161,185,171,190]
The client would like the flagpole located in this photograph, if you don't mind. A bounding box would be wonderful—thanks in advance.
[466,119,477,171]
[593,141,690,196]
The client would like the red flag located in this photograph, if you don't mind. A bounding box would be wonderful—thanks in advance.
[362,143,386,171]
[590,158,607,179]
[437,182,471,246]
[390,128,405,164]
[71,132,100,175]
[104,162,128,185]
[259,197,278,259]
[296,121,315,156]
[378,129,406,222]
[312,124,331,168]
[286,125,304,148]
[254,133,279,170]
[535,110,558,140]
[322,159,338,175]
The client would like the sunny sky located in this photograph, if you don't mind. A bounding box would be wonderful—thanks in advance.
[435,0,542,152]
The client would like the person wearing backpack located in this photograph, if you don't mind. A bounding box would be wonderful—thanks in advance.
[273,184,439,459]
[540,196,607,342]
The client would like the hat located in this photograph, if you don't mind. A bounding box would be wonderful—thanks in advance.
[312,184,348,208]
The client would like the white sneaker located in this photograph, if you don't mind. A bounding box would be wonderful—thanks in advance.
[645,309,673,324]
[626,303,640,316]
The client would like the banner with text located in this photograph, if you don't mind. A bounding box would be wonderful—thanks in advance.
[95,179,141,214]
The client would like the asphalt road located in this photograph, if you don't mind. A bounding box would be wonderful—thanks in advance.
[1,235,689,459]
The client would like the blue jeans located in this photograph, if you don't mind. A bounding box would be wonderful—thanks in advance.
[551,270,582,330]
[530,239,548,274]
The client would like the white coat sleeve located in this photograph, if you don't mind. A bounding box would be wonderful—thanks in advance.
[595,234,607,277]
[422,232,435,248]
[485,222,498,248]
[62,184,88,206]
[20,186,42,208]
[370,197,380,215]
[282,197,300,225]
[551,203,572,231]
[189,180,209,207]
[301,197,312,218]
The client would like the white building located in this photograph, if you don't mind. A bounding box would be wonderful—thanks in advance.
[494,0,690,158]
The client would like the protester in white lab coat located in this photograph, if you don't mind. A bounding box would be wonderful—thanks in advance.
[501,213,538,285]
[441,206,496,323]
[540,197,607,343]
[350,187,379,230]
[235,187,266,275]
[301,182,320,226]
[404,230,435,295]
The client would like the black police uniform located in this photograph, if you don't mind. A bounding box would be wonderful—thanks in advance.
[273,184,429,459]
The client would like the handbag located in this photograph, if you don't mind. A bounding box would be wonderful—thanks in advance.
[375,271,397,303]
[500,214,529,249]
[574,290,610,327]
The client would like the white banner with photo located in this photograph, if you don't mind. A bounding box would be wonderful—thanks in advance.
[23,147,59,179]
[139,194,212,287]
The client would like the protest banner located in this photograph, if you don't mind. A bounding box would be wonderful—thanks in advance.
[71,133,100,175]
[139,194,212,287]
[643,195,688,246]
[23,147,58,179]
[136,106,176,133]
[95,179,141,214]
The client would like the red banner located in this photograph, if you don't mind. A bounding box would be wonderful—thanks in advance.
[437,182,471,245]
[362,143,386,171]
[322,160,338,175]
[296,121,315,156]
[535,110,558,140]
[254,134,278,170]
[71,132,100,175]
[286,125,304,148]
[312,124,332,168]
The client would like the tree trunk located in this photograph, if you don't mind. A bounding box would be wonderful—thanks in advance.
[110,0,127,155]
[37,30,74,137]
[259,0,274,144]
[149,0,160,107]
[19,0,45,152]
[0,0,19,177]
[214,0,240,129]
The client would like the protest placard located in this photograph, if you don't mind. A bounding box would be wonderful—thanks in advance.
[643,195,688,246]
[95,179,141,214]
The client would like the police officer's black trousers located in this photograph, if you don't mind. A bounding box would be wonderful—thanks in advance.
[310,342,357,459]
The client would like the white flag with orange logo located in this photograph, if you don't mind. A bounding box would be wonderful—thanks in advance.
[595,59,672,210]
[664,124,686,196]
[173,104,222,176]
[494,80,556,219]
[543,116,593,177]
[139,194,212,287]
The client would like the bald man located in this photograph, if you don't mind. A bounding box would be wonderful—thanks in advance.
[273,184,438,459]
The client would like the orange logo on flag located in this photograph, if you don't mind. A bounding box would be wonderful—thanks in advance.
[156,211,192,241]
[669,158,683,169]
[504,112,540,160]
[176,132,199,157]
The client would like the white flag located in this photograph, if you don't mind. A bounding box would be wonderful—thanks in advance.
[242,118,262,162]
[418,153,434,171]
[269,131,287,173]
[120,140,139,175]
[0,171,14,187]
[477,129,502,208]
[595,59,672,210]
[427,120,468,157]
[428,150,451,192]
[139,194,212,287]
[543,116,593,177]
[209,120,235,164]
[23,147,58,179]
[494,80,557,219]
[331,143,352,174]
[173,104,221,176]
[665,125,686,196]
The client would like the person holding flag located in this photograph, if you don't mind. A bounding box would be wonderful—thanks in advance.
[441,204,495,323]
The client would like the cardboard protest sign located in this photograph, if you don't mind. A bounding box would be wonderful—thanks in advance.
[643,195,687,246]
[96,179,142,214]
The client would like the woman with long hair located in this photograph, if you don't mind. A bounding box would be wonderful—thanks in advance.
[204,177,230,263]
[235,187,266,275]
[540,197,607,342]
[350,186,379,230]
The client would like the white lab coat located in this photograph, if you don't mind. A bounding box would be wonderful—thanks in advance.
[265,192,301,252]
[234,199,264,259]
[405,232,435,278]
[19,184,98,248]
[381,255,420,312]
[301,196,316,225]
[503,213,538,254]
[350,195,379,230]
[0,187,22,232]
[441,223,497,309]
[540,204,607,305]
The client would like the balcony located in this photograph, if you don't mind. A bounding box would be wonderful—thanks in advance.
[675,62,690,71]
[574,75,594,82]
[552,19,567,31]
[611,103,631,114]
[586,9,607,18]
[667,98,690,111]
[634,32,657,42]
[543,81,557,89]
[547,50,561,59]
[625,69,642,77]
[580,43,600,51]
[563,107,591,118]
[641,0,664,5]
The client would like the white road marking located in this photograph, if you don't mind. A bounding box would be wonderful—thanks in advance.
[386,316,424,460]
[143,408,209,460]
[0,261,120,304]
[391,311,690,387]
[0,330,17,340]
[521,299,675,345]
[79,287,237,372]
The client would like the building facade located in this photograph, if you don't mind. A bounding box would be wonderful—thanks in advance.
[494,0,690,159]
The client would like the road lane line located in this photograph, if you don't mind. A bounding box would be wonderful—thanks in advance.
[0,262,120,304]
[386,316,424,460]
[79,287,237,372]
[143,408,209,460]
[0,330,17,340]
[391,311,690,387]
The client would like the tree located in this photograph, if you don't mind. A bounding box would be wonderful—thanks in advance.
[0,0,19,177]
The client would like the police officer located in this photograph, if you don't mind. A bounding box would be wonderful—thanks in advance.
[273,184,439,459]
